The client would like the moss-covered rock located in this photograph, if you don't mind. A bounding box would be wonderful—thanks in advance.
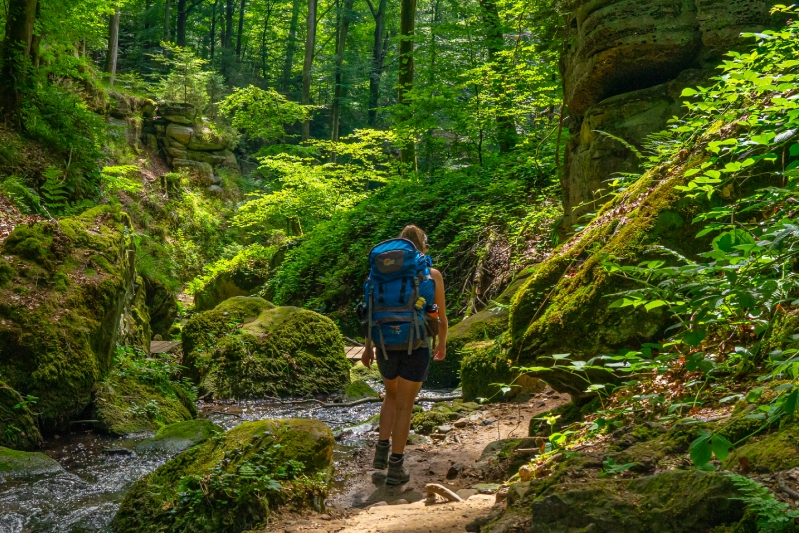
[182,296,275,383]
[0,206,138,433]
[509,158,716,399]
[199,306,351,399]
[144,276,178,338]
[0,381,42,450]
[112,419,334,533]
[428,270,533,388]
[0,446,63,478]
[93,371,197,436]
[411,400,481,435]
[723,420,799,473]
[461,341,544,402]
[194,263,269,312]
[529,470,743,533]
[136,419,222,454]
[350,361,382,382]
[345,380,379,401]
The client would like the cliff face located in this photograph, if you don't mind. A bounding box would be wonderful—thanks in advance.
[560,0,776,226]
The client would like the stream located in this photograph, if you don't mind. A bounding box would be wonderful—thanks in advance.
[0,384,454,533]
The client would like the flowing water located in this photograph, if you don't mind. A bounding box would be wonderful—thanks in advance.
[0,385,453,533]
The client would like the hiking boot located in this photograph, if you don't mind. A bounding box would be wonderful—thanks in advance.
[386,455,410,485]
[373,440,390,470]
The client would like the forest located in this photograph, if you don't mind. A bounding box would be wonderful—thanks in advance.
[0,0,799,531]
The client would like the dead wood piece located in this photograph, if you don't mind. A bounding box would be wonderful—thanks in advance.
[426,483,463,503]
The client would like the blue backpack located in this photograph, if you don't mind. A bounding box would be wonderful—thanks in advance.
[361,238,437,358]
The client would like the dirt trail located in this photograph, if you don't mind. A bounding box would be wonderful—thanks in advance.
[265,389,569,533]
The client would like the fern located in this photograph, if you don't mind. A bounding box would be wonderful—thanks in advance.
[726,473,799,532]
[40,166,69,216]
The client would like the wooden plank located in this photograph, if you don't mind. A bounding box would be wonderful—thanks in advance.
[151,341,181,354]
[345,345,364,361]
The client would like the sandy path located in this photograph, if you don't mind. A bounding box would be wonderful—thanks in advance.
[265,389,569,533]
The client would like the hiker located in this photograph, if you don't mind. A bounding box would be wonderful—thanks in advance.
[361,225,448,485]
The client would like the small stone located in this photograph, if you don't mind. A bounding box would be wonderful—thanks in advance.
[102,447,135,456]
[453,418,468,428]
[390,499,409,505]
[438,425,453,434]
[472,483,502,494]
[319,515,332,520]
[367,501,388,510]
[456,489,479,500]
[447,462,466,479]
[481,417,497,426]
[469,414,482,422]
[518,465,534,482]
[207,185,224,194]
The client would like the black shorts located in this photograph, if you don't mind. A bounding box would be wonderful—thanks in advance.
[376,346,431,383]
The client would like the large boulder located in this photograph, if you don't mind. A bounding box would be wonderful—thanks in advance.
[194,263,270,312]
[143,276,178,338]
[428,270,532,388]
[528,470,743,533]
[112,419,334,533]
[198,306,351,399]
[182,296,276,382]
[560,0,778,225]
[0,207,139,433]
[165,123,193,145]
[186,125,227,152]
[171,159,213,179]
[461,341,544,403]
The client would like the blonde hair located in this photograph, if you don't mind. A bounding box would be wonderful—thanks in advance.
[400,225,428,252]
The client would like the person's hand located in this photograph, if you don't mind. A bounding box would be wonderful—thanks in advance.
[433,344,446,361]
[362,345,375,368]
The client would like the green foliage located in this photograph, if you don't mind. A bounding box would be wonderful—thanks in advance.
[112,346,197,403]
[153,42,225,112]
[187,244,277,295]
[39,166,69,216]
[219,86,309,143]
[101,165,143,194]
[726,473,799,532]
[0,176,41,214]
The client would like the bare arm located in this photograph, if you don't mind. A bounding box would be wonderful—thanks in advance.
[430,268,448,360]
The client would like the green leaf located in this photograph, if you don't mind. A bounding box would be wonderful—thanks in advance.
[683,330,708,348]
[689,433,713,467]
[681,88,699,97]
[710,434,733,461]
[790,143,799,157]
[784,389,799,415]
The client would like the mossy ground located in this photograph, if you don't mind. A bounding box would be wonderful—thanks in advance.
[182,296,275,383]
[345,380,379,401]
[0,206,135,433]
[198,306,351,399]
[112,419,334,533]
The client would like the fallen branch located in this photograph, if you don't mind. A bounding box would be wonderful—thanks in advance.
[778,475,799,500]
[426,483,463,503]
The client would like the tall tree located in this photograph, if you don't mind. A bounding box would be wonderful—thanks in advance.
[210,0,219,58]
[398,0,416,166]
[224,0,235,47]
[236,0,246,57]
[330,0,354,142]
[0,0,38,120]
[479,0,515,152]
[29,0,42,68]
[177,0,205,47]
[106,6,121,84]
[259,0,276,80]
[301,0,318,140]
[281,0,301,93]
[365,0,388,127]
[164,0,172,41]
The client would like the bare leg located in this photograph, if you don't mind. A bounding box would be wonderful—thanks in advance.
[391,377,423,455]
[379,377,398,441]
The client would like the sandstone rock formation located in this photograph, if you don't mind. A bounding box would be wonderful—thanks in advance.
[560,0,776,226]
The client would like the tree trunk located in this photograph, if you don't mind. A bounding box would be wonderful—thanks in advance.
[281,0,301,93]
[176,0,187,46]
[210,0,218,58]
[260,1,273,80]
[145,0,152,31]
[164,0,171,41]
[367,0,387,127]
[236,0,246,57]
[301,0,318,141]
[398,0,416,167]
[330,0,354,142]
[479,0,515,153]
[29,0,41,68]
[0,0,37,120]
[105,7,121,84]
[224,0,235,48]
